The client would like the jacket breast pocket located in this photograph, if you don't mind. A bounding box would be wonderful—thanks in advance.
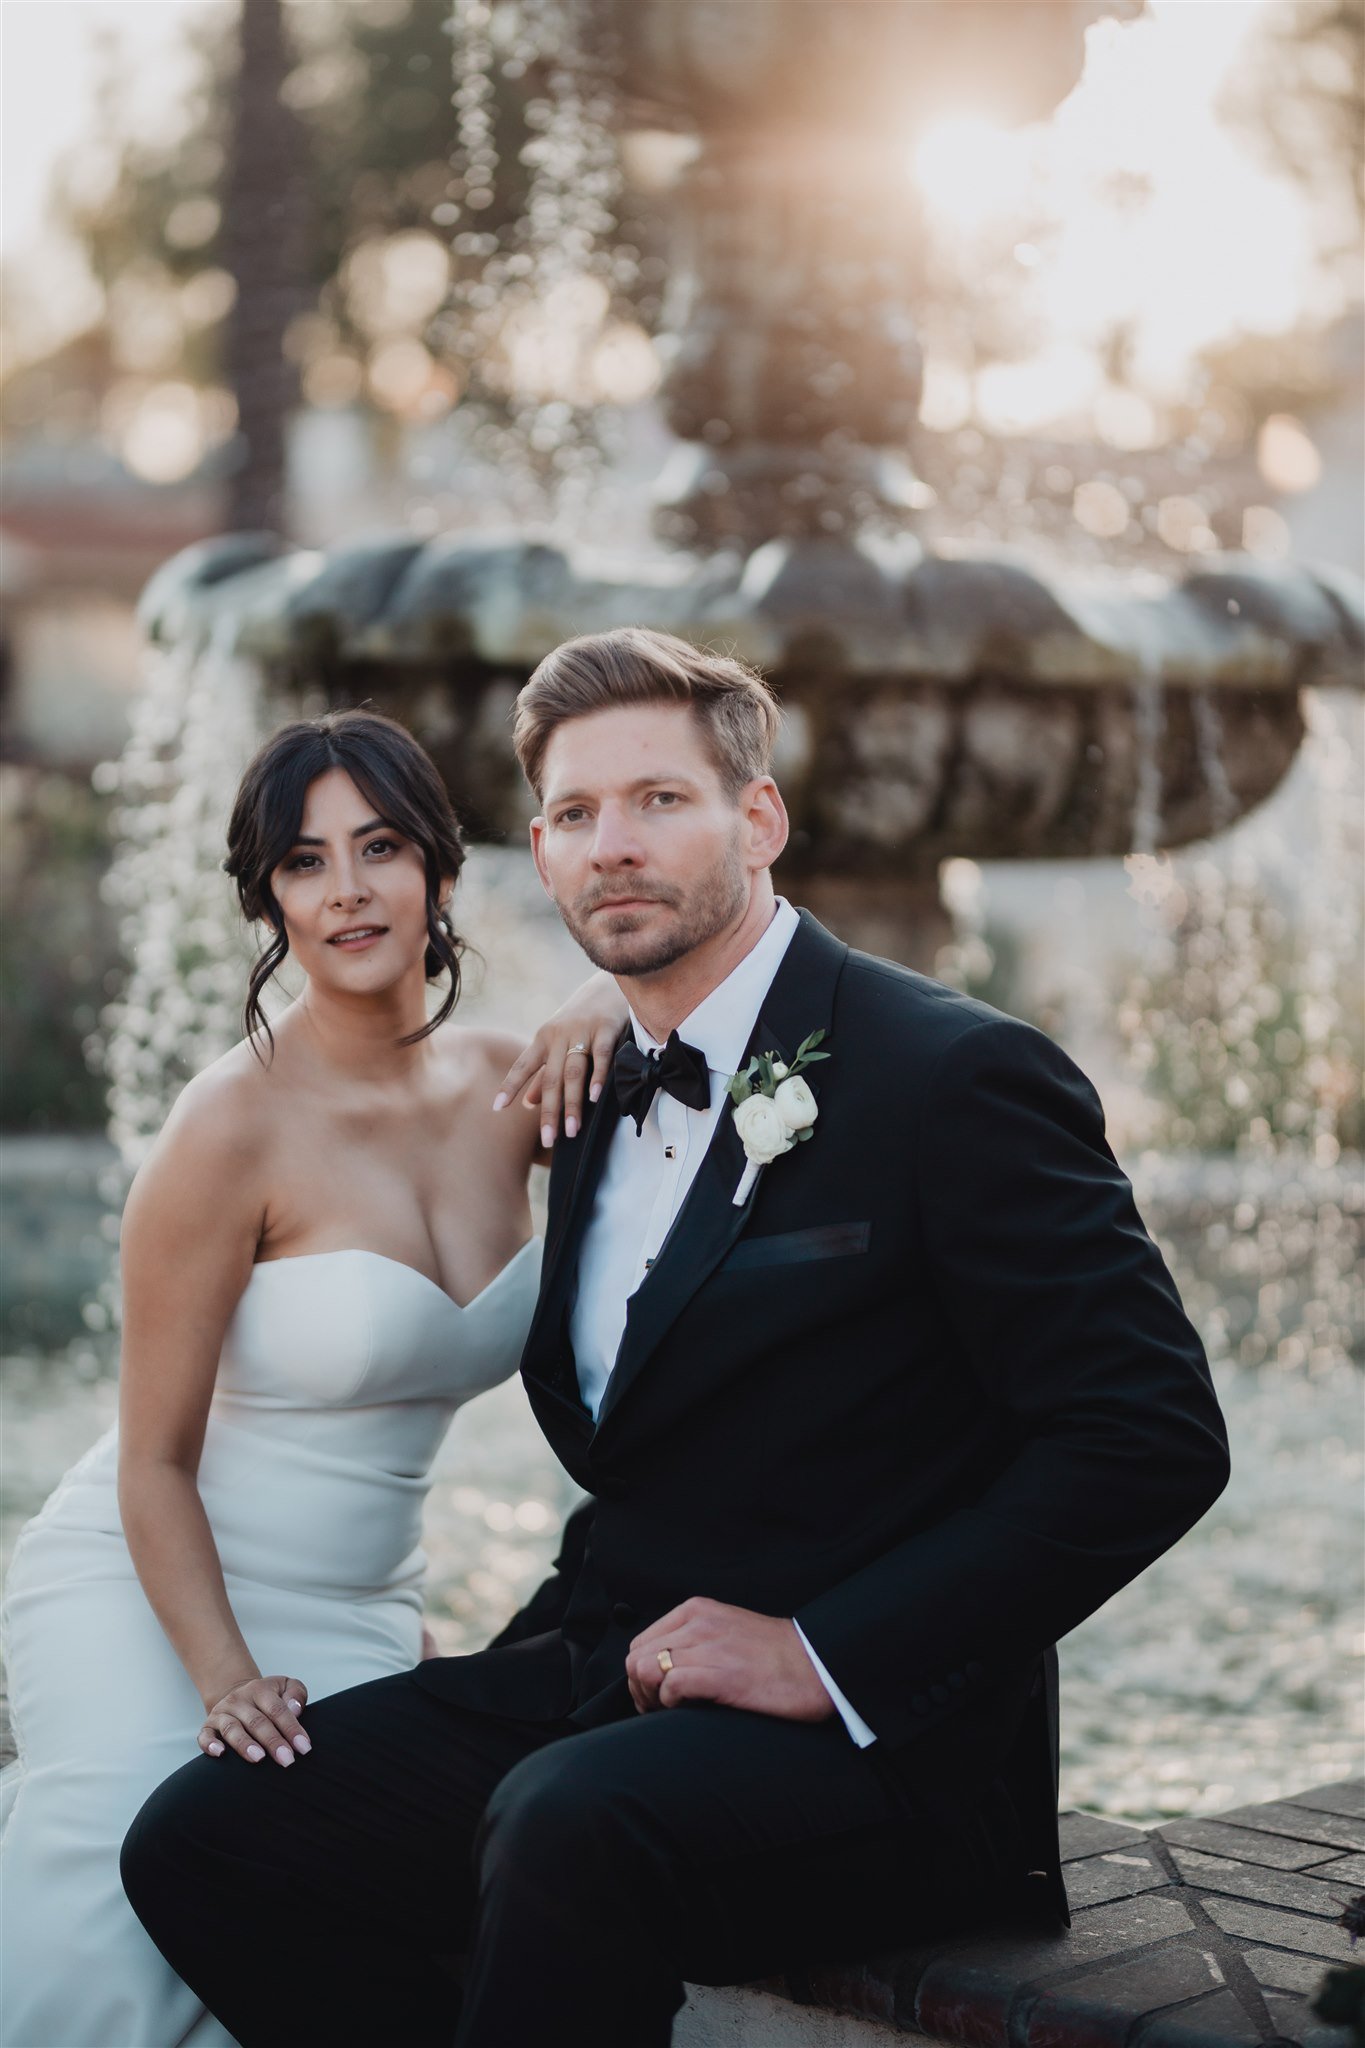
[721,1221,872,1272]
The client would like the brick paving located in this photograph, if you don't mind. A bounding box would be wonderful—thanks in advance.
[775,1780,1365,2046]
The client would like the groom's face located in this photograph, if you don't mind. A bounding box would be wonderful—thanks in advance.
[530,703,778,978]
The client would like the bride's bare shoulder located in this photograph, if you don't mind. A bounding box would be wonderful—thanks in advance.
[429,1022,535,1144]
[134,1039,282,1191]
[440,1022,529,1088]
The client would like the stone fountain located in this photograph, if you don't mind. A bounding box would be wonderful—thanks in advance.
[137,0,1362,967]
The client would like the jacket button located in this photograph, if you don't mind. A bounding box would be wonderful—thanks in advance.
[611,1602,635,1629]
[930,1683,949,1706]
[910,1693,930,1716]
[598,1476,627,1502]
[965,1659,984,1680]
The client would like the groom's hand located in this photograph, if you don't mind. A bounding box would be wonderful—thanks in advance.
[627,1598,834,1722]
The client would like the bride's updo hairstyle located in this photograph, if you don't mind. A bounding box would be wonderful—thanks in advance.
[225,708,467,1058]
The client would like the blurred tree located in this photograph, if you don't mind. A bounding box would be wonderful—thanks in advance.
[221,0,308,531]
[1225,0,1365,288]
[48,1,587,463]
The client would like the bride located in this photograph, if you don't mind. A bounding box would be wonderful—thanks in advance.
[0,707,624,2048]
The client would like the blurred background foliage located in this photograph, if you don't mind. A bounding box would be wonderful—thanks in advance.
[32,0,668,482]
[1116,867,1365,1155]
[0,771,117,1131]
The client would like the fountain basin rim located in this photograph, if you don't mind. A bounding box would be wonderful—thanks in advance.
[138,531,1364,697]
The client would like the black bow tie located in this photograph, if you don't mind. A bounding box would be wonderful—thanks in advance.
[613,1031,711,1134]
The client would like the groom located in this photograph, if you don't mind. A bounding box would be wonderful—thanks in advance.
[123,627,1229,2046]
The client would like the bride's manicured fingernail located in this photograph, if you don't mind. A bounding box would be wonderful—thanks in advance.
[565,1116,579,1138]
[274,1745,293,1767]
[208,1741,224,1756]
[245,1743,265,1761]
[541,1124,554,1148]
[492,1092,509,1112]
[285,1699,303,1714]
[589,1083,602,1102]
[293,1732,312,1755]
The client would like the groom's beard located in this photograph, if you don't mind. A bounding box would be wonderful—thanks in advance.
[557,831,750,978]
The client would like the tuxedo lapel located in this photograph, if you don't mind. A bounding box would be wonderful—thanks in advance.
[520,1055,621,1395]
[594,1088,759,1430]
[594,910,847,1434]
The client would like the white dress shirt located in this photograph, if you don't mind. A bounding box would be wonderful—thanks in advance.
[568,897,876,1748]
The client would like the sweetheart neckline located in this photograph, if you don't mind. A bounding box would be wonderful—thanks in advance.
[248,1239,540,1316]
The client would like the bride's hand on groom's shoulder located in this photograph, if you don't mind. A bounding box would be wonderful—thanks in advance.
[493,970,626,1147]
[198,1673,312,1768]
[626,1598,835,1724]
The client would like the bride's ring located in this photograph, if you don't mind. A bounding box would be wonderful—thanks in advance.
[569,1042,588,1055]
[656,1648,674,1675]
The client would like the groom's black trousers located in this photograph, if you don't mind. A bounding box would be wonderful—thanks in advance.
[122,1668,1024,2048]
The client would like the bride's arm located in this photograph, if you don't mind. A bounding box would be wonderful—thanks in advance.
[116,1066,307,1768]
[492,969,627,1150]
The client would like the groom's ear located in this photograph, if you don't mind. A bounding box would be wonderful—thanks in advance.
[529,815,556,900]
[741,776,789,872]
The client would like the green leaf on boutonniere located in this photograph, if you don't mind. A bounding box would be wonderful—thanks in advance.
[792,1029,827,1062]
[726,1059,760,1107]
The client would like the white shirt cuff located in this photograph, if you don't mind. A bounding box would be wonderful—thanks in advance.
[793,1621,877,1748]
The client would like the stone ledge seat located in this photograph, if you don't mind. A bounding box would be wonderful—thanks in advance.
[675,1781,1365,2048]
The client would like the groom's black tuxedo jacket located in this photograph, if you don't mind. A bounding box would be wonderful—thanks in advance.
[415,911,1229,1925]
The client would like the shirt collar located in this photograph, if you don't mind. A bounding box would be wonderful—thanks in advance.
[630,897,800,1078]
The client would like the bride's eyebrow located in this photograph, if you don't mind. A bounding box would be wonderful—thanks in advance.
[291,817,395,847]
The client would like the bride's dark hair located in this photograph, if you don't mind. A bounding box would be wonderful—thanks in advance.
[225,708,468,1060]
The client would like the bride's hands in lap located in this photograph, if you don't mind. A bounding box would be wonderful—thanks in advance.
[494,970,626,1146]
[199,1674,311,1766]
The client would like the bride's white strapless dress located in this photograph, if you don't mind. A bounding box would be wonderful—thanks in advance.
[0,1240,542,2048]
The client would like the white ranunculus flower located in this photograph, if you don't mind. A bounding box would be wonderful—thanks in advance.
[732,1091,795,1165]
[773,1074,819,1133]
[771,1060,789,1079]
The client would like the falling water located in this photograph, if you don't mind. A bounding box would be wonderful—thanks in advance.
[441,0,635,525]
[1191,685,1238,836]
[95,620,266,1167]
[1129,654,1167,859]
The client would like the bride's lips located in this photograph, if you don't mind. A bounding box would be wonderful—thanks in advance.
[326,925,389,951]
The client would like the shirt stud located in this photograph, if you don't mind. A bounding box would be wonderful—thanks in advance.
[664,1144,677,1160]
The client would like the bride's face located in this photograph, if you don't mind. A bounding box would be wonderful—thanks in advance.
[270,767,433,998]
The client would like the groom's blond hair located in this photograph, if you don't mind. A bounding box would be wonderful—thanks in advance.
[513,627,781,802]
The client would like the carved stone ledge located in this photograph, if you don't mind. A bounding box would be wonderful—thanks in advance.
[139,532,1361,877]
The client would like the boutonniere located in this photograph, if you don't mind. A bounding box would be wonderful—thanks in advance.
[726,1030,830,1206]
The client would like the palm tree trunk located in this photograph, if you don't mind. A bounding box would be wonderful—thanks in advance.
[220,0,308,535]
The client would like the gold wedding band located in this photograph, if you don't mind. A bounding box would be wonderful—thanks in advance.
[656,1648,674,1675]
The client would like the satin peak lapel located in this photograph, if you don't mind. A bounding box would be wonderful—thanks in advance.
[520,1066,620,1397]
[593,910,847,1433]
